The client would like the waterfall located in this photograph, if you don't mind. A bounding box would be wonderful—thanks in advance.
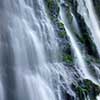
[0,0,59,100]
[77,0,100,56]
[97,95,100,100]
[0,81,5,100]
[0,0,100,100]
[59,0,91,79]
[0,0,73,100]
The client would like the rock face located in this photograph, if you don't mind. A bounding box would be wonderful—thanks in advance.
[72,79,100,100]
[44,0,100,100]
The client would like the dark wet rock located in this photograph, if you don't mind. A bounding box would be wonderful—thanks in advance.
[44,0,59,20]
[72,79,100,100]
[44,1,100,99]
[65,0,99,58]
[63,54,73,64]
[57,21,67,38]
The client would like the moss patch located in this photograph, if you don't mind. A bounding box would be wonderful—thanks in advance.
[63,54,73,63]
[44,0,59,20]
[74,79,100,100]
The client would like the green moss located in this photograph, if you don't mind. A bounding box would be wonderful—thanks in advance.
[57,21,67,38]
[63,54,73,63]
[47,0,54,14]
[45,0,59,20]
[58,31,66,38]
[58,21,65,29]
[76,86,88,93]
[75,79,100,100]
[76,86,88,100]
[83,79,100,92]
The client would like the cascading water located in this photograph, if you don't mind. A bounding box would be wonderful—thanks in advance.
[0,0,74,100]
[97,95,100,100]
[0,81,5,100]
[77,0,100,56]
[77,0,100,98]
[0,0,100,100]
[0,0,59,100]
[59,0,92,80]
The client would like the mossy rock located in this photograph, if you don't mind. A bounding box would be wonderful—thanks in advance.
[57,21,67,38]
[60,43,72,60]
[83,79,100,91]
[63,54,73,63]
[58,31,66,38]
[57,21,65,29]
[74,79,100,100]
[75,86,88,100]
[83,79,100,100]
[44,0,59,20]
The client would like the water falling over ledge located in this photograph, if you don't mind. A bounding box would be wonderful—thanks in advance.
[0,0,100,100]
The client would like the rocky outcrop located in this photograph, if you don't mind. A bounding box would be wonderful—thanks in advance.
[44,0,100,99]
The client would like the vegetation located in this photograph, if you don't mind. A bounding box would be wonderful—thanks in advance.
[57,22,67,38]
[74,79,100,100]
[63,54,73,63]
[44,0,59,20]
